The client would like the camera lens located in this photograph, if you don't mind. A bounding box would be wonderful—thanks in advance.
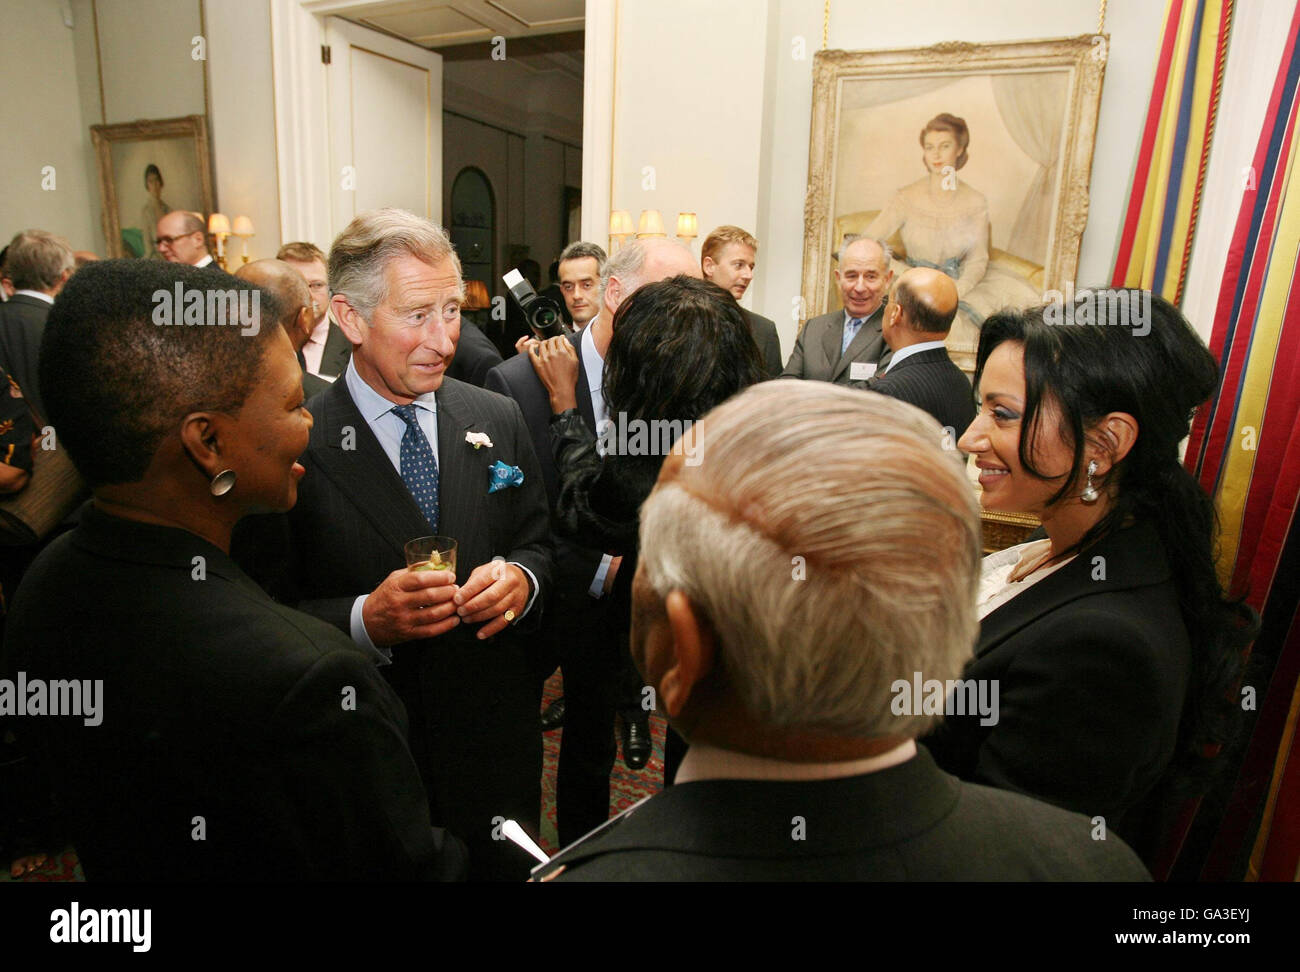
[534,307,557,327]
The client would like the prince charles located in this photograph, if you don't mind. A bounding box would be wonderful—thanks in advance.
[245,209,552,881]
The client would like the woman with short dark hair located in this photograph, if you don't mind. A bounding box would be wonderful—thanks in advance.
[926,289,1256,866]
[5,258,463,881]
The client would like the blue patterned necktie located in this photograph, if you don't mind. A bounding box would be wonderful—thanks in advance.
[391,404,439,532]
[842,317,864,355]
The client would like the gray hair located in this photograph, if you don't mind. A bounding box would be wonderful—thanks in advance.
[4,229,74,291]
[638,382,980,738]
[839,234,893,267]
[559,240,607,271]
[328,208,462,319]
[599,238,650,302]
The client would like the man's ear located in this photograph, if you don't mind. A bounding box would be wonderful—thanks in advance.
[657,590,716,719]
[1089,411,1139,474]
[701,256,716,280]
[604,276,623,316]
[332,294,367,346]
[297,306,315,343]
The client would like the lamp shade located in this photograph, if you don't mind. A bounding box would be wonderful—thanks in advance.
[609,210,634,236]
[676,212,698,239]
[208,212,231,235]
[637,209,666,237]
[232,215,255,237]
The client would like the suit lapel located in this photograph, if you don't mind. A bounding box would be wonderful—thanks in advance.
[433,380,484,547]
[832,306,884,382]
[976,521,1173,658]
[820,313,843,376]
[570,329,598,432]
[310,379,429,554]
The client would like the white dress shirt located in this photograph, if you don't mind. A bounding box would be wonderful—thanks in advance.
[301,315,332,377]
[12,290,54,305]
[879,339,948,374]
[342,358,539,653]
[579,323,615,597]
[194,254,213,268]
[675,739,918,784]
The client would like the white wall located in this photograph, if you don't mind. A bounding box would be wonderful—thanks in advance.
[0,0,99,250]
[594,0,1166,357]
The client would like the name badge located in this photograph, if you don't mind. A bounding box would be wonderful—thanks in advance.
[849,362,876,382]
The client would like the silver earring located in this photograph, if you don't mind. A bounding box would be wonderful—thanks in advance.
[210,469,237,496]
[1080,460,1099,504]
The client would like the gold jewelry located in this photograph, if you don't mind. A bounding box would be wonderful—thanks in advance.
[504,609,516,623]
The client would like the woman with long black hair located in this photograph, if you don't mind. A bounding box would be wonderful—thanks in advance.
[925,290,1257,865]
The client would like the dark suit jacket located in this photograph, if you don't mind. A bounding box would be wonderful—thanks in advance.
[923,520,1191,860]
[0,294,51,420]
[743,309,783,378]
[781,305,890,384]
[484,332,612,661]
[3,504,465,881]
[860,345,975,434]
[296,350,332,399]
[534,748,1149,880]
[448,319,505,388]
[314,319,352,379]
[243,374,553,880]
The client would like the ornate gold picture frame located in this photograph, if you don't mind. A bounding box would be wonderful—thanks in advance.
[800,35,1107,372]
[90,114,215,259]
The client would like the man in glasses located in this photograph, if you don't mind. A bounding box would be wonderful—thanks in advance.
[154,211,212,267]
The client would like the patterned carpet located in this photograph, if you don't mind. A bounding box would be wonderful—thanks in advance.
[3,669,663,881]
[538,669,666,855]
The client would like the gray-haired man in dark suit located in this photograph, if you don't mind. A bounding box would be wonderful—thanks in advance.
[781,236,893,385]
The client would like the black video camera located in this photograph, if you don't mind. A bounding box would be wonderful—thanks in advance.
[503,267,567,340]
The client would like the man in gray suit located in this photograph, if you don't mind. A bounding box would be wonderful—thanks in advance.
[781,236,893,384]
[534,382,1150,882]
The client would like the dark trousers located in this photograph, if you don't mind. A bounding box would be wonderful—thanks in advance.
[553,610,647,847]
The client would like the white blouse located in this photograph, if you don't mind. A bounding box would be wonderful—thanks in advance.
[977,539,1076,621]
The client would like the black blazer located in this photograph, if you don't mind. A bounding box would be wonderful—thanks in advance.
[0,294,51,420]
[860,345,975,434]
[743,309,783,378]
[2,504,465,881]
[781,305,890,384]
[316,319,352,379]
[240,374,553,881]
[447,319,504,388]
[923,520,1191,855]
[534,748,1149,881]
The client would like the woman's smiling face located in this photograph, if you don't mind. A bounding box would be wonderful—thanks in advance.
[958,340,1077,515]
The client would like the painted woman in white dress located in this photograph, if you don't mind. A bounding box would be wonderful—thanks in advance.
[865,113,1040,351]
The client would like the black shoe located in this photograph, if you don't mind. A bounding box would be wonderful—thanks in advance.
[620,713,652,770]
[540,697,566,732]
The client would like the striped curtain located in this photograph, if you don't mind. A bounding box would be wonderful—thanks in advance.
[1111,0,1233,303]
[1181,1,1300,880]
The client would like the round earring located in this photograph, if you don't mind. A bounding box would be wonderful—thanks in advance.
[209,469,237,496]
[1080,460,1099,504]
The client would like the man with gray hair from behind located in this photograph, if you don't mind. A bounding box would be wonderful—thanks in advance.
[0,229,75,420]
[533,382,1150,881]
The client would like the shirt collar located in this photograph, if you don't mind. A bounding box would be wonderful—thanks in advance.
[842,305,882,326]
[344,356,437,424]
[13,289,54,305]
[307,315,330,346]
[580,319,606,403]
[674,738,917,784]
[884,339,948,370]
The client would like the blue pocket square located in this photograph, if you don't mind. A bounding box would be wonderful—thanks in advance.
[488,460,525,493]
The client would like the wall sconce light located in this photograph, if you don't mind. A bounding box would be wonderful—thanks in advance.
[636,209,666,238]
[208,212,231,270]
[608,209,634,251]
[231,215,255,265]
[676,212,698,245]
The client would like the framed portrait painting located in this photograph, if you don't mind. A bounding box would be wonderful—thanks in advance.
[800,36,1108,372]
[90,114,215,259]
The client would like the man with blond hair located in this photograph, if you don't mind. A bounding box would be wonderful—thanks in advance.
[700,225,781,376]
[534,382,1149,881]
[239,208,553,881]
[277,241,351,380]
[0,229,75,419]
